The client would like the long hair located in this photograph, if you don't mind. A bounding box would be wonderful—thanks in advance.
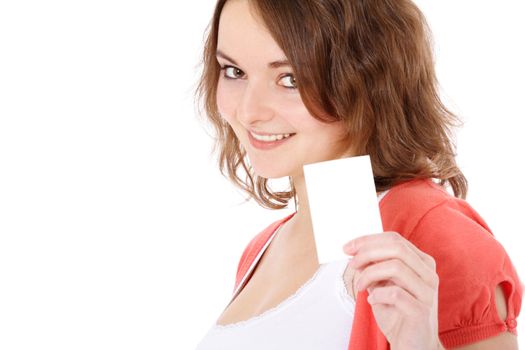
[194,0,467,210]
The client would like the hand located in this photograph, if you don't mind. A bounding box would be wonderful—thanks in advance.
[342,231,443,350]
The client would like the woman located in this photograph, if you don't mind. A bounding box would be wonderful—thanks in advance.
[193,0,522,349]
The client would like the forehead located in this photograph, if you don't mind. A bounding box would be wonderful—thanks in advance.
[217,0,286,65]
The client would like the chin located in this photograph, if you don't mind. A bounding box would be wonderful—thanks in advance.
[253,169,287,180]
[252,164,304,180]
[246,152,303,179]
[249,163,290,179]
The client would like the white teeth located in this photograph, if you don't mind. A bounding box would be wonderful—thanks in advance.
[251,132,293,142]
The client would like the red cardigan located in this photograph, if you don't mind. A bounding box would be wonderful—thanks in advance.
[232,179,522,349]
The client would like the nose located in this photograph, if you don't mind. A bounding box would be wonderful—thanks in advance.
[237,78,275,127]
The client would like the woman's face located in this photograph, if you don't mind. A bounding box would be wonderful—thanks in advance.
[216,0,352,179]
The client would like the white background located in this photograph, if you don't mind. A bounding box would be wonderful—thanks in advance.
[0,1,523,349]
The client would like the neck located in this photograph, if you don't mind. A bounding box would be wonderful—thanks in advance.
[287,173,312,237]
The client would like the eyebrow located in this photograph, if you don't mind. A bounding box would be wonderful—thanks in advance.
[216,50,291,69]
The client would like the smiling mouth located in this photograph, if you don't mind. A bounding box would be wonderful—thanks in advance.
[247,131,297,150]
[249,131,296,142]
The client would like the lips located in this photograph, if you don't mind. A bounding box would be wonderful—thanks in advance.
[247,130,296,150]
[249,129,295,136]
[250,131,294,141]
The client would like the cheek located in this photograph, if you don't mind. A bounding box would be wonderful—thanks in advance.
[280,102,319,131]
[286,108,329,134]
[216,79,240,124]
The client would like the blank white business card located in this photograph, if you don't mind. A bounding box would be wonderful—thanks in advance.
[303,155,383,264]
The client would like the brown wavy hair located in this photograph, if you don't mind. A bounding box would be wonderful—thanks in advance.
[194,0,467,210]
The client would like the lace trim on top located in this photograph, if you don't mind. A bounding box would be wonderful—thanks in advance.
[336,258,356,316]
[213,263,328,330]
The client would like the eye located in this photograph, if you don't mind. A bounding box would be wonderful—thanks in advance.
[220,65,245,80]
[219,65,298,90]
[279,74,297,89]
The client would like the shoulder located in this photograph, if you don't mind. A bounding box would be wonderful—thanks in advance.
[381,178,501,269]
[380,178,491,239]
[233,213,295,291]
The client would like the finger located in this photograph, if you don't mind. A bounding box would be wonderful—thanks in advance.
[345,234,438,289]
[350,240,436,289]
[349,269,391,298]
[356,258,435,305]
[368,284,429,318]
[344,231,436,270]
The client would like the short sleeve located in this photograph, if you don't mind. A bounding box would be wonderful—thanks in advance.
[408,198,523,348]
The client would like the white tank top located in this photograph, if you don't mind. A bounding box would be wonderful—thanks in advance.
[194,258,355,350]
[194,190,389,350]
